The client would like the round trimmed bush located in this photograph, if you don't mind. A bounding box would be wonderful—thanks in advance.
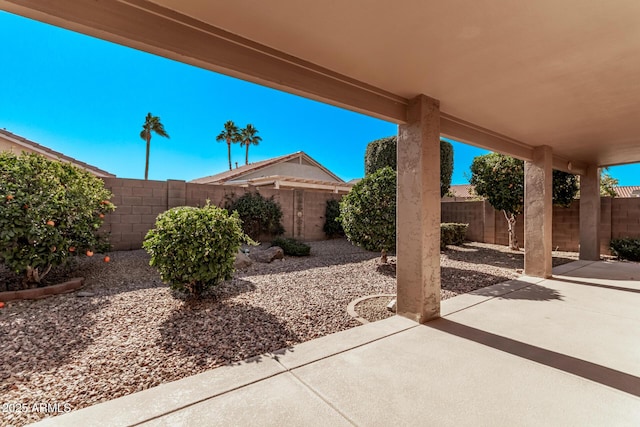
[339,167,396,261]
[143,203,246,296]
[0,152,115,285]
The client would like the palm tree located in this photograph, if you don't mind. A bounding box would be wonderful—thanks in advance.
[239,124,262,165]
[139,113,169,180]
[216,121,240,170]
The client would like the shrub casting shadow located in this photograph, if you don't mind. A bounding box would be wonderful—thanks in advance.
[0,297,106,388]
[158,299,298,367]
[241,250,380,277]
[170,278,257,302]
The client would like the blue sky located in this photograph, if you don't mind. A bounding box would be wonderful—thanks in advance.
[1,12,638,185]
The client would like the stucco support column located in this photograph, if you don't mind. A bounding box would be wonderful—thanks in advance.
[524,146,553,278]
[396,95,441,323]
[579,165,601,260]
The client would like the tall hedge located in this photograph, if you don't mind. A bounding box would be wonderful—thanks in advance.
[364,136,453,197]
[339,167,396,262]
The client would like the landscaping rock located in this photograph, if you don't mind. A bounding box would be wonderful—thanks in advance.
[386,298,397,313]
[234,251,253,270]
[249,246,284,263]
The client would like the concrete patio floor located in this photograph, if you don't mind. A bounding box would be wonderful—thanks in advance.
[32,260,640,426]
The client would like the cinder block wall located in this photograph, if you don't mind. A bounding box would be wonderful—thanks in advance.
[441,201,485,242]
[102,178,342,251]
[447,197,639,254]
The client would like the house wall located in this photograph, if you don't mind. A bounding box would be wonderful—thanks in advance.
[101,178,341,250]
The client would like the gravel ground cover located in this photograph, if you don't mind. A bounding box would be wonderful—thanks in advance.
[0,239,577,426]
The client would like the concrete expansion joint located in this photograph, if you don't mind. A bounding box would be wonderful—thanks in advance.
[286,370,358,426]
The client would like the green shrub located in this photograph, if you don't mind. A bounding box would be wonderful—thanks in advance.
[364,136,397,176]
[440,223,468,250]
[440,139,454,197]
[363,136,454,197]
[323,199,344,238]
[0,152,115,285]
[271,237,311,256]
[610,238,640,261]
[225,192,285,240]
[143,203,246,296]
[339,167,396,261]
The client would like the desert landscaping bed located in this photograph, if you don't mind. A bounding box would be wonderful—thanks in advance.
[0,239,578,426]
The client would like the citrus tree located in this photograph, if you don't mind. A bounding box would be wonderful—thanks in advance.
[470,153,578,250]
[0,152,115,285]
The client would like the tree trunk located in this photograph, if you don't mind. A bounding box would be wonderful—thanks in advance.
[245,143,249,165]
[381,248,388,263]
[227,140,232,170]
[144,135,151,180]
[503,210,520,250]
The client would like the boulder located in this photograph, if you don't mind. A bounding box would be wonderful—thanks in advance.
[233,250,253,269]
[249,246,284,263]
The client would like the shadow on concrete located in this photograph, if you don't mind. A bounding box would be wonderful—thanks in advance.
[427,318,640,397]
[551,277,640,295]
[472,280,564,301]
[158,299,298,367]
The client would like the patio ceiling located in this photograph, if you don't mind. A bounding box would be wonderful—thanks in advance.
[3,0,640,169]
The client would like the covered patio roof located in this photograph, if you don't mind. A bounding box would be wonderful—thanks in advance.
[3,0,640,170]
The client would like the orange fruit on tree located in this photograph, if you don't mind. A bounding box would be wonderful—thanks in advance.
[86,250,94,257]
[69,246,76,252]
[99,213,105,219]
[5,194,13,200]
[0,302,5,309]
[104,256,110,263]
[46,220,55,226]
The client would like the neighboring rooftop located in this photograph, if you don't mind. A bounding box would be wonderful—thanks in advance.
[191,151,350,192]
[614,186,640,198]
[0,128,115,178]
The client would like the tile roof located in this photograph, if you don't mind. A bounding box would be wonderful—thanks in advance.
[447,184,476,198]
[0,128,115,177]
[190,151,343,184]
[614,186,640,198]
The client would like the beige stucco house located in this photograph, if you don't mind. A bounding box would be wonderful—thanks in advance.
[0,128,115,178]
[191,151,353,193]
